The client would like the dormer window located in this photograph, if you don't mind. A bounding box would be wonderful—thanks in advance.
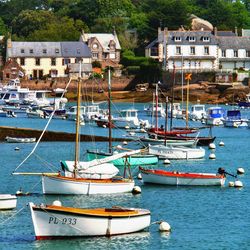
[189,36,195,42]
[174,36,181,42]
[21,49,25,53]
[77,48,81,54]
[92,43,98,49]
[203,37,210,42]
[30,49,33,54]
[55,48,60,54]
[43,49,47,54]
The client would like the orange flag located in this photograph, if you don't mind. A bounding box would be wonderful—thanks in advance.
[185,73,192,80]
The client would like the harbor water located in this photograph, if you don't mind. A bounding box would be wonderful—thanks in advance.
[0,103,249,249]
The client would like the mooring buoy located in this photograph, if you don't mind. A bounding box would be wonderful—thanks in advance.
[237,168,245,175]
[159,221,171,232]
[132,186,141,194]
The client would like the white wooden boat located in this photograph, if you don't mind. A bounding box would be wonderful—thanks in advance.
[0,194,17,210]
[168,103,183,118]
[139,168,226,186]
[189,104,206,120]
[29,202,151,239]
[148,144,205,159]
[112,109,141,128]
[5,136,36,143]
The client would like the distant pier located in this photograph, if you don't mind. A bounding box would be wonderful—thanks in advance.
[0,126,127,142]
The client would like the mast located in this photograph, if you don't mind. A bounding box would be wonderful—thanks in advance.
[185,73,192,128]
[164,96,169,146]
[170,66,175,131]
[155,82,158,130]
[108,68,112,154]
[74,61,82,177]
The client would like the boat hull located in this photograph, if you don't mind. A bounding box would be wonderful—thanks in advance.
[42,175,135,195]
[223,120,248,127]
[140,169,225,186]
[87,151,158,166]
[0,194,17,210]
[29,203,151,239]
[148,145,205,159]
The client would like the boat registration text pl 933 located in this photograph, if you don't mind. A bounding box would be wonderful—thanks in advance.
[49,216,77,225]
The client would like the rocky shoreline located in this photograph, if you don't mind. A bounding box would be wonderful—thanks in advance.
[19,79,250,104]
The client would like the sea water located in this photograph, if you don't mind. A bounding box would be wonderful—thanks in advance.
[0,103,249,249]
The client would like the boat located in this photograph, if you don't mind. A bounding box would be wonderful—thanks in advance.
[5,136,36,143]
[26,106,47,118]
[0,109,16,117]
[205,107,225,125]
[0,194,17,210]
[134,136,197,147]
[238,93,250,108]
[168,103,183,118]
[222,110,248,127]
[87,69,158,167]
[148,144,205,160]
[66,106,86,121]
[139,167,226,186]
[41,98,68,119]
[41,64,136,195]
[144,102,166,117]
[189,104,206,121]
[29,201,151,239]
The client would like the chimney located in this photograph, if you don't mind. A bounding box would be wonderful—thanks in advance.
[214,27,217,36]
[7,37,12,49]
[158,27,162,39]
[235,27,238,36]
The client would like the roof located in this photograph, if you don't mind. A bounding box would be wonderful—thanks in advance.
[83,33,121,51]
[217,36,250,50]
[68,63,92,72]
[216,31,236,37]
[8,41,91,58]
[165,31,218,45]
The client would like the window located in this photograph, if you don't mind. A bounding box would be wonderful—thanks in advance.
[55,48,60,54]
[63,58,70,65]
[190,47,195,55]
[35,58,40,66]
[43,49,47,54]
[51,58,56,66]
[222,50,226,57]
[21,49,25,53]
[234,50,238,57]
[92,52,98,59]
[30,49,33,54]
[176,46,181,54]
[203,37,210,42]
[204,46,209,55]
[77,48,81,54]
[20,58,25,66]
[92,43,98,49]
[246,51,250,57]
[189,36,195,42]
[174,36,181,42]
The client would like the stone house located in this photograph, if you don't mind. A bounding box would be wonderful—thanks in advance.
[2,58,25,81]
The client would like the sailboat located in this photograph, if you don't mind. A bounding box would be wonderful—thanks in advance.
[148,78,205,160]
[87,68,158,167]
[14,63,136,195]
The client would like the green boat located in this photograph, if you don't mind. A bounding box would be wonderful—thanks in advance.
[86,150,158,167]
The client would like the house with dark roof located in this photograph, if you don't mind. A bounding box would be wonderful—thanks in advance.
[80,30,121,73]
[146,27,250,71]
[5,38,92,80]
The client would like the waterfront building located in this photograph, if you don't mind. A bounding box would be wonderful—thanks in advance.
[5,39,92,80]
[146,27,250,71]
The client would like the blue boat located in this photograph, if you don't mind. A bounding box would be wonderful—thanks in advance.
[86,150,158,167]
[223,110,248,127]
[206,107,225,126]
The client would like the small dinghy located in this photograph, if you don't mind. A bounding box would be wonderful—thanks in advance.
[29,201,151,239]
[5,136,36,143]
[139,167,226,186]
[0,194,17,210]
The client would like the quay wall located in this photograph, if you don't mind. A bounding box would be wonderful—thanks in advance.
[0,126,128,142]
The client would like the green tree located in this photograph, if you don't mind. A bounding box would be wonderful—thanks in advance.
[0,17,7,35]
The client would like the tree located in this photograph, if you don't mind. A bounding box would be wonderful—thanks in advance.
[0,17,7,35]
